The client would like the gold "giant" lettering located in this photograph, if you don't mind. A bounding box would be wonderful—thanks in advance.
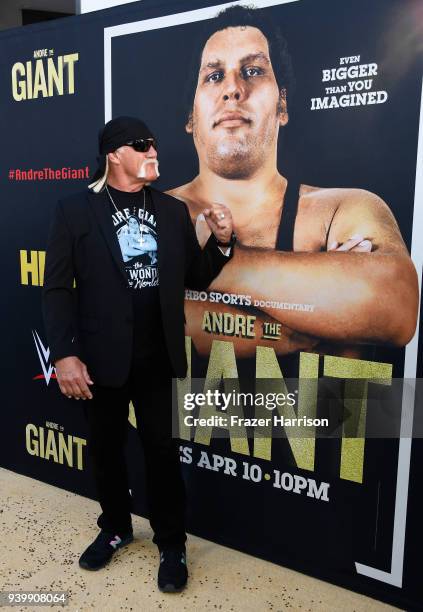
[177,338,393,483]
[26,424,86,470]
[12,54,79,101]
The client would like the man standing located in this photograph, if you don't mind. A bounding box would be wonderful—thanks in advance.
[168,5,418,362]
[42,116,234,592]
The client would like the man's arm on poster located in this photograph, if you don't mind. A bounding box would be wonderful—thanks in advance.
[184,232,370,357]
[184,235,372,358]
[207,190,419,347]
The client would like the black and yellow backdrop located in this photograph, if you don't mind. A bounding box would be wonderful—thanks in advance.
[1,0,422,608]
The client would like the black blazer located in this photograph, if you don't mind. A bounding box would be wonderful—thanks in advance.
[42,187,232,385]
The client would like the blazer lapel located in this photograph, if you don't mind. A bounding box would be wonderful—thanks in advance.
[149,188,169,283]
[87,190,127,283]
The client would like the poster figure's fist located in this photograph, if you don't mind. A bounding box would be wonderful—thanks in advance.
[202,203,233,245]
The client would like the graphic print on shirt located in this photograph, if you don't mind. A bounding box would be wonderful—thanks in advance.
[113,205,159,290]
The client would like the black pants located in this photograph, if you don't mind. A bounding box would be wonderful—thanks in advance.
[83,352,186,550]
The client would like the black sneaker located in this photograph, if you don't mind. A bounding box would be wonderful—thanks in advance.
[79,529,133,571]
[157,548,188,592]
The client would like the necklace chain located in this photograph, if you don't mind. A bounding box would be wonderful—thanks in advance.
[106,185,146,244]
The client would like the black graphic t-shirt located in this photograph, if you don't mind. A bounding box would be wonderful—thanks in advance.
[107,185,166,360]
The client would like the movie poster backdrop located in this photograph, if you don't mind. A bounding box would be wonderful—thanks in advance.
[0,0,422,608]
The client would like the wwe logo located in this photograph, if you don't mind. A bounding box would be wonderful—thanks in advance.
[32,330,56,385]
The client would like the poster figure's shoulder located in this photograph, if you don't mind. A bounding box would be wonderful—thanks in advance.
[295,184,391,249]
[150,184,195,227]
[299,184,385,216]
[165,181,204,222]
[166,182,192,204]
[296,183,340,220]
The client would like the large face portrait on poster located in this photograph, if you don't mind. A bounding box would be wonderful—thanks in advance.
[106,0,421,590]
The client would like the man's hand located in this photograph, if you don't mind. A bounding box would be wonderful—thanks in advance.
[202,204,233,244]
[328,234,372,252]
[54,356,94,400]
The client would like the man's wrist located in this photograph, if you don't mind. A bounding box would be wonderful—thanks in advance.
[215,231,236,248]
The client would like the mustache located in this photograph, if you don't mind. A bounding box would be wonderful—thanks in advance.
[138,158,159,178]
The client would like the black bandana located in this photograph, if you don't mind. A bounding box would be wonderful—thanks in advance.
[91,116,155,182]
